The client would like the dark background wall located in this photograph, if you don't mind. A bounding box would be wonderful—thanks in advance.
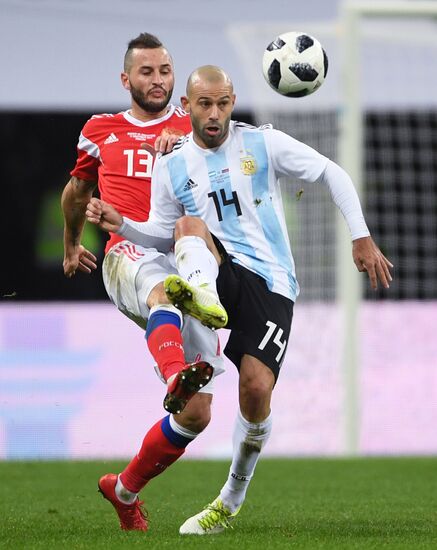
[0,110,255,301]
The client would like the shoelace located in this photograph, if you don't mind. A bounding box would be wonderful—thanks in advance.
[123,500,148,527]
[198,503,233,531]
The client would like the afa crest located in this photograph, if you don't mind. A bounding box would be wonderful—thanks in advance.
[240,153,257,175]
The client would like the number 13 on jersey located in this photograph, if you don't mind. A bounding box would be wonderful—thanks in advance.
[123,149,153,177]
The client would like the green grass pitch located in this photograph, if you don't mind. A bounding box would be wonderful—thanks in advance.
[1,457,436,549]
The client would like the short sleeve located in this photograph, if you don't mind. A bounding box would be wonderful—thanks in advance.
[70,119,100,182]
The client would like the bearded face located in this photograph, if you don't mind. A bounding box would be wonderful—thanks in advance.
[123,47,175,116]
[129,81,173,113]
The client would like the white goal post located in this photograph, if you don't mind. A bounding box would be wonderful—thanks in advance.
[340,1,437,454]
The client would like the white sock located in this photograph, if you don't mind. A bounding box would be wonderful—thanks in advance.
[115,475,138,504]
[219,409,272,512]
[174,236,218,292]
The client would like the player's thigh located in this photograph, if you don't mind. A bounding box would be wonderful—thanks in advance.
[102,241,177,329]
[224,265,294,382]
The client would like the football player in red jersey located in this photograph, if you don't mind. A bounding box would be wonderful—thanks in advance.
[61,33,225,532]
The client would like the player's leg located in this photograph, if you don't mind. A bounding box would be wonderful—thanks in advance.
[116,392,212,492]
[146,282,214,414]
[99,242,216,530]
[179,262,293,535]
[218,356,274,510]
[99,392,212,531]
[179,356,273,535]
[164,216,228,329]
[103,241,213,414]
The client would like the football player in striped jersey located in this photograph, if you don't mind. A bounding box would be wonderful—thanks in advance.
[86,65,393,535]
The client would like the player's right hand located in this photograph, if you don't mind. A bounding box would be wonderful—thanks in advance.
[63,245,97,278]
[352,236,393,290]
[86,198,123,233]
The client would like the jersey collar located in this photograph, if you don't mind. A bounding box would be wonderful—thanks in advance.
[123,105,176,127]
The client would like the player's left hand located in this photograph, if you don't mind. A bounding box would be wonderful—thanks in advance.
[352,236,393,290]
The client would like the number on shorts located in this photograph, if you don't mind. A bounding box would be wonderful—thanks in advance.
[258,320,287,363]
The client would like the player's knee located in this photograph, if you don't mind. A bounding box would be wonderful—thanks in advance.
[146,281,170,308]
[239,372,274,420]
[241,376,272,403]
[240,388,272,423]
[175,394,212,433]
[177,409,211,433]
[174,215,208,239]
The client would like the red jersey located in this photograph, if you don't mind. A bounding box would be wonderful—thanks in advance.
[71,106,191,253]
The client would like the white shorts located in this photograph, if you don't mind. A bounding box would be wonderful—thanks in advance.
[102,240,224,392]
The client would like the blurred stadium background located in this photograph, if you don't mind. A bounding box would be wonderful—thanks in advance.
[1,0,436,460]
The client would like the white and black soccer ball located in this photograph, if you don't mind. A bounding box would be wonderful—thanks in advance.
[262,31,328,97]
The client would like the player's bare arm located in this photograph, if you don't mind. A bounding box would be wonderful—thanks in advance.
[86,197,123,233]
[62,176,98,277]
[352,236,393,290]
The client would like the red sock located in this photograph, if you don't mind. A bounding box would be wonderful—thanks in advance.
[120,417,186,493]
[147,324,185,381]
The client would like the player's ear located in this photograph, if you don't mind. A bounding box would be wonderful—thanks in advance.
[121,72,130,91]
[231,94,236,108]
[181,96,190,112]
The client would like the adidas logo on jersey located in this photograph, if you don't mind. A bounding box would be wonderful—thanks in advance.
[183,178,198,191]
[104,133,119,144]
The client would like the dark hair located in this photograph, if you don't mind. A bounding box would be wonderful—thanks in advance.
[124,33,164,71]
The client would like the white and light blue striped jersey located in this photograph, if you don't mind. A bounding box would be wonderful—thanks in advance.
[148,120,329,301]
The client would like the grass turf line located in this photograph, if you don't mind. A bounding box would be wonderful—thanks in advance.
[1,457,437,549]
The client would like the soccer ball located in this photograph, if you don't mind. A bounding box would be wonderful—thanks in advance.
[262,31,328,97]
